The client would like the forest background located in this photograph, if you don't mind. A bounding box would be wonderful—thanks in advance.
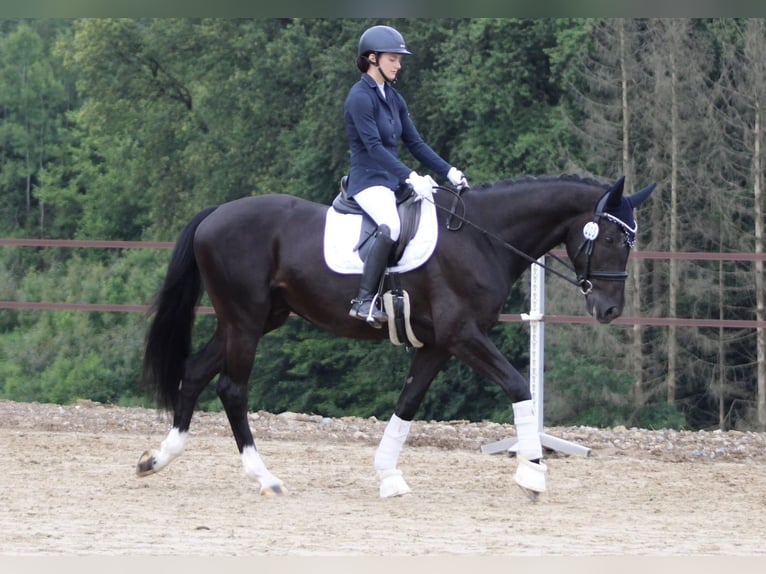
[2,18,766,432]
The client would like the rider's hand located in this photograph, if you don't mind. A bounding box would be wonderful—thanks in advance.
[406,171,434,200]
[447,167,469,189]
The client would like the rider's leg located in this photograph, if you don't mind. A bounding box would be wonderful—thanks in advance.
[352,185,401,241]
[349,186,400,325]
[349,225,395,324]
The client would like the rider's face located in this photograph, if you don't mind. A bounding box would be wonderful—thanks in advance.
[371,53,402,81]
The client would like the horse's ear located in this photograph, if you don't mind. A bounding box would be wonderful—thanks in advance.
[605,176,626,209]
[627,182,656,208]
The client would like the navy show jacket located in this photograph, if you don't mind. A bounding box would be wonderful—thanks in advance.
[343,74,451,198]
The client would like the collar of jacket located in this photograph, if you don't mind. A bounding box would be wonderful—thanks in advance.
[360,73,390,98]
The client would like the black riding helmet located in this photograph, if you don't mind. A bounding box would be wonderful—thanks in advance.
[358,25,412,57]
[357,25,412,79]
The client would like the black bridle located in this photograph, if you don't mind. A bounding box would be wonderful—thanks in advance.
[570,229,628,295]
[431,185,635,295]
[566,189,637,294]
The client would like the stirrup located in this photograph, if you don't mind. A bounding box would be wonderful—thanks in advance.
[350,296,387,327]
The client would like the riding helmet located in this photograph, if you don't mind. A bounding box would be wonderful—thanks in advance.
[358,25,412,56]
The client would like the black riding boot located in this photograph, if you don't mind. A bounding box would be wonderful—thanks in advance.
[349,226,395,326]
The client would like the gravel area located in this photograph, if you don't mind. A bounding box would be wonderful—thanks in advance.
[3,399,766,556]
[3,399,765,463]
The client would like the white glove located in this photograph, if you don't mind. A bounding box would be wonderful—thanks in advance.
[447,166,469,189]
[406,171,434,200]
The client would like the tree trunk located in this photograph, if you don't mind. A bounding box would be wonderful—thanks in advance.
[667,43,679,405]
[754,101,766,431]
[746,19,766,431]
[619,19,643,405]
[719,258,726,429]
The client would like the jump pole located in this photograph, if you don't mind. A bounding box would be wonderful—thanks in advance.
[481,255,591,457]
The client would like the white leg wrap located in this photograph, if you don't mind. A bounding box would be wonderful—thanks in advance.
[512,400,547,496]
[152,428,187,471]
[374,414,413,498]
[374,414,412,471]
[512,400,543,460]
[242,445,284,493]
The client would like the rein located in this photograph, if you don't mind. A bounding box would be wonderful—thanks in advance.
[429,185,629,294]
[429,186,583,289]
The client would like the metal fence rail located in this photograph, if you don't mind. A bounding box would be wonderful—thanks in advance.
[3,238,766,328]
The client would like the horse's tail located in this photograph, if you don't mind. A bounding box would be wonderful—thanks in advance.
[142,205,219,412]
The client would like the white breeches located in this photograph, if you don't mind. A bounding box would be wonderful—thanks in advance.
[353,186,401,241]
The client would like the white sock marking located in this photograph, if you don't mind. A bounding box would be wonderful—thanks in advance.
[153,428,187,470]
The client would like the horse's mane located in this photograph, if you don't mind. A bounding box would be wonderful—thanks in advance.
[473,174,610,192]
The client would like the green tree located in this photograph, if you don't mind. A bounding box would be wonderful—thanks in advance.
[421,18,578,182]
[0,21,71,237]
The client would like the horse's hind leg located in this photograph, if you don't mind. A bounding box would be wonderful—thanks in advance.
[137,335,224,476]
[215,326,285,496]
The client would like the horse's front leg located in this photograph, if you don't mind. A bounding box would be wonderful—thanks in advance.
[374,346,451,498]
[451,328,547,501]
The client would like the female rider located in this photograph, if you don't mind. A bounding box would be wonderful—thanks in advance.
[344,24,468,325]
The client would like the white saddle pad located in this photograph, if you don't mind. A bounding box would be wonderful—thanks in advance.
[323,196,439,275]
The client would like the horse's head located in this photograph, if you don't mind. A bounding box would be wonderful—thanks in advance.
[566,176,655,324]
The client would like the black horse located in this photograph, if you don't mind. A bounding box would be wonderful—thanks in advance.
[137,174,654,500]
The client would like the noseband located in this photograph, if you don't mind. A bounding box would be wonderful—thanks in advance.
[573,199,637,295]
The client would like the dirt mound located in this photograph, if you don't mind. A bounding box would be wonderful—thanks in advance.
[3,399,765,462]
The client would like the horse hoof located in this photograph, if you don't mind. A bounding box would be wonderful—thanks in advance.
[378,468,411,498]
[513,457,547,501]
[260,484,287,497]
[136,451,156,477]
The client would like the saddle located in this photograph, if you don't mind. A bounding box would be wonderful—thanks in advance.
[331,176,422,263]
[331,176,425,349]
